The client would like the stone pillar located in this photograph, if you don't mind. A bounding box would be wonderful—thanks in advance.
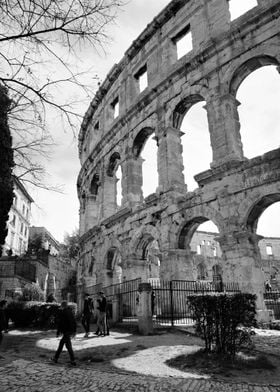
[102,176,116,219]
[112,297,120,323]
[84,195,100,231]
[137,282,153,335]
[157,127,186,193]
[122,156,143,207]
[217,231,271,322]
[207,0,230,38]
[160,249,196,281]
[206,94,244,167]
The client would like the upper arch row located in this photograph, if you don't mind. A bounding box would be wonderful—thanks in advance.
[79,0,279,166]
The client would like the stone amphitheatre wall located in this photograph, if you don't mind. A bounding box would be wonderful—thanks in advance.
[77,0,280,312]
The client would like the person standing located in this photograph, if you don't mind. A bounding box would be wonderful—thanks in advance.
[82,293,93,338]
[52,300,76,366]
[0,300,7,346]
[96,291,107,336]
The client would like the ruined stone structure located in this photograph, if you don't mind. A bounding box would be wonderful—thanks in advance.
[77,0,280,314]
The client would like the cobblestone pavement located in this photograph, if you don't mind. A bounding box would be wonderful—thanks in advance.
[0,327,280,392]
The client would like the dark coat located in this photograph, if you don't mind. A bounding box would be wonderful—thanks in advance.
[83,298,93,315]
[56,307,76,335]
[0,308,7,331]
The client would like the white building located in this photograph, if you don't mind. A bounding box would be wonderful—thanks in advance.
[2,176,33,256]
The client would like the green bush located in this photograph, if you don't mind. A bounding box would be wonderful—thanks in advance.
[188,293,257,358]
[22,283,45,301]
[7,301,77,328]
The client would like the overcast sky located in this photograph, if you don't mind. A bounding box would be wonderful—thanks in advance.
[30,0,280,242]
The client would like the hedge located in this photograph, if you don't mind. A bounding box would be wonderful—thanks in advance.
[7,301,77,329]
[188,293,257,358]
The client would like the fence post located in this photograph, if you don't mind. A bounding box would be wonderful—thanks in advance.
[137,282,153,335]
[170,281,174,327]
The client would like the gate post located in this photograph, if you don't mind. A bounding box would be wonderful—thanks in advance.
[137,282,153,335]
[112,296,120,323]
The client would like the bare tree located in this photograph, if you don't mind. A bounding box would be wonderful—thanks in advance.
[0,0,124,189]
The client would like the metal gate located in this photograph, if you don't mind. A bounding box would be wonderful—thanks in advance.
[150,280,240,327]
[104,278,141,324]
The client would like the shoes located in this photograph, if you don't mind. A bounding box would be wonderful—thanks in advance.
[84,333,89,338]
[94,331,99,335]
[70,360,76,366]
[51,357,58,364]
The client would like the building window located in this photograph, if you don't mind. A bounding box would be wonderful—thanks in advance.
[111,97,119,119]
[201,240,205,245]
[266,245,273,256]
[213,247,217,257]
[173,26,192,60]
[228,0,257,21]
[22,204,25,215]
[94,121,100,131]
[10,214,16,226]
[14,195,18,206]
[20,222,24,234]
[135,65,148,93]
[24,226,28,237]
[197,244,201,255]
[10,232,15,248]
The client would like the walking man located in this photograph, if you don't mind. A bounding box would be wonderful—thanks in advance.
[52,300,76,366]
[82,293,93,338]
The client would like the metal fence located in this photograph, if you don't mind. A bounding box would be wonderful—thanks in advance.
[150,280,240,327]
[264,291,280,320]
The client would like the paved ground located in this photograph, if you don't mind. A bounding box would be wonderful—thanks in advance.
[0,325,280,391]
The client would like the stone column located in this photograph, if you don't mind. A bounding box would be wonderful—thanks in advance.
[157,127,186,193]
[160,249,196,281]
[217,231,271,322]
[137,282,153,335]
[207,0,230,38]
[102,176,116,219]
[112,297,120,323]
[122,156,143,207]
[206,94,244,167]
[84,195,100,231]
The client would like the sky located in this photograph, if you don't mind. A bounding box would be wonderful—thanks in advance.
[30,0,280,242]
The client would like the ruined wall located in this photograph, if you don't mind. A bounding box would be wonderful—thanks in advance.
[77,0,280,311]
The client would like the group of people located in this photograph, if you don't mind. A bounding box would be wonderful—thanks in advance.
[82,291,109,338]
[51,291,109,365]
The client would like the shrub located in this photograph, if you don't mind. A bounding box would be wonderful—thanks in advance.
[7,301,77,328]
[22,283,45,302]
[188,293,257,358]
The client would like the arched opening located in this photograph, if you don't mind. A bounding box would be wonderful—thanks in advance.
[176,97,212,191]
[179,218,221,281]
[248,195,280,291]
[106,152,123,210]
[105,248,122,285]
[231,59,280,159]
[133,128,158,198]
[116,165,122,207]
[135,234,160,281]
[90,174,100,199]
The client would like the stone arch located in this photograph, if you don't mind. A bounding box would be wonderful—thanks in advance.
[176,206,223,249]
[107,152,121,177]
[132,127,154,158]
[130,225,161,258]
[103,246,123,284]
[89,173,100,197]
[245,192,280,234]
[165,84,209,129]
[228,54,279,97]
[172,94,205,129]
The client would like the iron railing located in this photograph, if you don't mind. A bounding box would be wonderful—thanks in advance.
[150,280,240,327]
[264,291,280,320]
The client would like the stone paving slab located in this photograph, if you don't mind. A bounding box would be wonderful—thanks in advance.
[1,328,280,391]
